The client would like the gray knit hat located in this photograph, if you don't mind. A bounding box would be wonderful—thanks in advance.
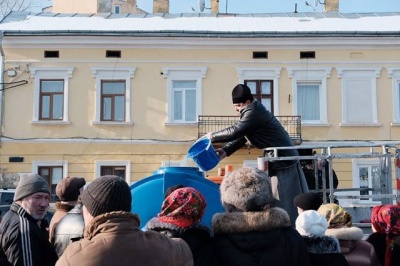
[220,167,275,212]
[14,173,50,201]
[81,175,131,217]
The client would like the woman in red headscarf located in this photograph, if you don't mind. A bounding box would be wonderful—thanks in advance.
[366,204,400,266]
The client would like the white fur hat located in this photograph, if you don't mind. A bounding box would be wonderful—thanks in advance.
[296,210,328,236]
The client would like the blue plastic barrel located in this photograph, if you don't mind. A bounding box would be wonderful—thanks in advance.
[130,166,224,229]
[188,137,219,171]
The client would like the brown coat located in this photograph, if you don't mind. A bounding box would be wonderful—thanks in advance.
[56,211,193,266]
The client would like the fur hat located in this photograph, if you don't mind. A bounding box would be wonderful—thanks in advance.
[56,177,86,201]
[81,175,131,217]
[232,84,254,104]
[14,173,50,201]
[220,167,275,212]
[294,192,323,211]
[296,210,328,236]
[318,203,352,228]
[158,187,207,228]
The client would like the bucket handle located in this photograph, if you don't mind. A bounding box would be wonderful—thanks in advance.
[195,136,212,151]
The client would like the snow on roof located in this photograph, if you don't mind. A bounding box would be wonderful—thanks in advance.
[1,11,400,36]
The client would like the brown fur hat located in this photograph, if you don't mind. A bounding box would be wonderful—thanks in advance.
[220,167,275,212]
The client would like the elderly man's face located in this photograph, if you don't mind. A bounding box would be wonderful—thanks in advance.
[20,192,49,220]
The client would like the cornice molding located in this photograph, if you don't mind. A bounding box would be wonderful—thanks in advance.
[30,67,74,78]
[336,67,381,78]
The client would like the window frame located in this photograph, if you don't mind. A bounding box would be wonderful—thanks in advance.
[388,68,400,124]
[39,79,64,121]
[30,67,74,124]
[352,158,382,204]
[244,80,274,114]
[91,67,135,125]
[100,79,126,122]
[95,160,131,184]
[237,67,281,115]
[287,67,331,125]
[162,67,207,125]
[337,68,381,126]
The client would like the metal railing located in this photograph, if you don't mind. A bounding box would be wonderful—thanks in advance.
[197,115,302,144]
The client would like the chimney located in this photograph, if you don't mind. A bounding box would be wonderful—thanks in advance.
[211,0,219,14]
[153,0,169,13]
[324,0,339,12]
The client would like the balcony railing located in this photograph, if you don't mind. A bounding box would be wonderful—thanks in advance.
[198,115,302,145]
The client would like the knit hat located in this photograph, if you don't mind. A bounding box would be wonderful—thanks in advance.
[56,177,86,201]
[158,187,207,228]
[14,173,50,201]
[81,175,131,217]
[296,210,328,236]
[294,192,323,211]
[318,203,352,228]
[232,84,254,104]
[220,167,275,212]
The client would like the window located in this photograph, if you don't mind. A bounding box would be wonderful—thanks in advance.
[32,160,68,202]
[39,80,64,120]
[337,68,381,125]
[287,67,331,124]
[388,68,400,124]
[101,80,125,121]
[92,67,135,124]
[30,67,74,124]
[95,160,131,184]
[237,68,281,114]
[244,80,274,113]
[114,5,120,14]
[162,67,207,124]
[352,159,381,203]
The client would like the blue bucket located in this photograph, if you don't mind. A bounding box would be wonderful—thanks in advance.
[188,137,219,171]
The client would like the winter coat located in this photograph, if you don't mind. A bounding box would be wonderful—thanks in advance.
[302,235,349,266]
[51,203,85,257]
[57,211,193,266]
[210,100,298,170]
[0,202,58,266]
[211,207,311,266]
[391,236,400,266]
[146,217,217,266]
[366,232,386,265]
[325,226,381,266]
[49,202,75,241]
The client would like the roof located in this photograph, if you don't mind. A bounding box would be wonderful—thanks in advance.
[1,11,400,37]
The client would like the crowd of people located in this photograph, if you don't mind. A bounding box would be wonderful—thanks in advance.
[0,167,399,266]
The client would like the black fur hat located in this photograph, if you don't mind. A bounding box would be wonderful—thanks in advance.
[232,84,254,104]
[220,167,275,212]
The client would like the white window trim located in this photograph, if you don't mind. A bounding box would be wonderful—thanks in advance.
[30,67,74,124]
[95,160,131,184]
[351,158,381,204]
[388,68,400,124]
[162,67,207,124]
[237,67,281,115]
[287,67,331,124]
[91,67,136,125]
[337,68,381,126]
[32,160,68,177]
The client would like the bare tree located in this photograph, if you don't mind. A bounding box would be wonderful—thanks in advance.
[0,0,47,18]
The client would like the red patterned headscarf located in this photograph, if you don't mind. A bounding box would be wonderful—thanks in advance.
[371,204,400,266]
[158,187,207,228]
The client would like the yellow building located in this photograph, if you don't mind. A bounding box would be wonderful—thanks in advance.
[0,0,399,204]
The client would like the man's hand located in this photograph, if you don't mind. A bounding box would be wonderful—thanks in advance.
[205,132,213,139]
[216,148,227,160]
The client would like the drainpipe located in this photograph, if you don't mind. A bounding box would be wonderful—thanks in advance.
[0,31,4,145]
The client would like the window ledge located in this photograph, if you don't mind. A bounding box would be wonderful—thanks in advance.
[391,122,400,126]
[31,120,71,125]
[164,122,198,127]
[340,123,381,127]
[302,123,331,127]
[92,121,134,126]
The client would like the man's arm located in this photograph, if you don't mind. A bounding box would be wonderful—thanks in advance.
[2,224,28,266]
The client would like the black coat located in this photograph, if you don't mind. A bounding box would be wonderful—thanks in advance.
[146,218,217,266]
[0,202,58,266]
[365,232,386,265]
[302,235,349,266]
[211,207,311,266]
[391,236,400,266]
[210,100,298,170]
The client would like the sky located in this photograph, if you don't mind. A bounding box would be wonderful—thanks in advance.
[136,0,400,14]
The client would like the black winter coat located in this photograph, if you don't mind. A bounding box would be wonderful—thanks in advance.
[0,202,58,266]
[211,207,311,266]
[210,100,298,170]
[302,235,349,266]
